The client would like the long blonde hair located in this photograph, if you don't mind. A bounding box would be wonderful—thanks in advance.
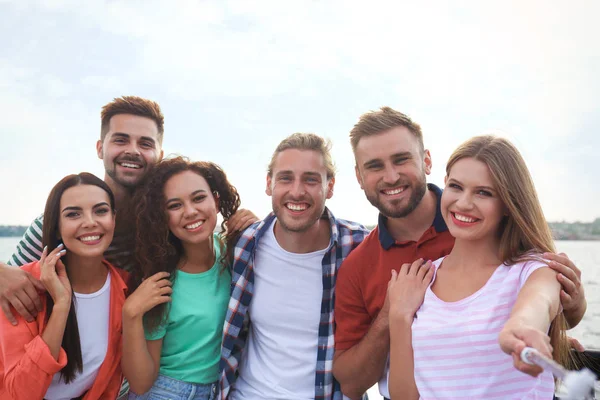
[446,135,569,366]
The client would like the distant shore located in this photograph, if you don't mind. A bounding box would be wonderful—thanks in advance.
[2,220,600,240]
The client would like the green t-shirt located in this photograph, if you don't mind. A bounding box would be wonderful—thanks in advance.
[145,234,231,384]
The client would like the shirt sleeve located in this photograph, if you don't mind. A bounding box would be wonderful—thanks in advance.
[144,322,167,341]
[0,313,67,400]
[334,259,373,351]
[518,259,549,291]
[7,215,44,266]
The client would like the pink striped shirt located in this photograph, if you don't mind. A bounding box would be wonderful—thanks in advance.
[411,257,555,400]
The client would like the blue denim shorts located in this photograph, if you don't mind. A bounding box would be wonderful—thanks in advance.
[128,374,218,400]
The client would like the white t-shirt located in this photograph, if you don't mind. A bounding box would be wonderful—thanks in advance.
[231,220,327,400]
[45,272,111,400]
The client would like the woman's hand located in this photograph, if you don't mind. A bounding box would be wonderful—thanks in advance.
[388,259,433,323]
[499,321,552,377]
[39,245,71,308]
[123,272,172,320]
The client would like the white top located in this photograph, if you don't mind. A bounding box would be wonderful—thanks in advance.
[232,220,327,399]
[382,257,554,399]
[45,272,111,400]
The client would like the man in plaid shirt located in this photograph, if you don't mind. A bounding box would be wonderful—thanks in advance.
[220,133,369,399]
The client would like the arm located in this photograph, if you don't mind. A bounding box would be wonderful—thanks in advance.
[121,272,172,394]
[544,252,587,328]
[1,217,46,324]
[1,248,72,400]
[333,264,389,400]
[387,260,432,400]
[499,267,561,376]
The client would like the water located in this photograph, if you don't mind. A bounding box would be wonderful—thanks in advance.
[2,237,598,398]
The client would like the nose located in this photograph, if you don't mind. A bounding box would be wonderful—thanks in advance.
[382,164,399,184]
[81,211,98,228]
[124,141,141,156]
[289,180,306,198]
[183,202,198,219]
[455,192,474,210]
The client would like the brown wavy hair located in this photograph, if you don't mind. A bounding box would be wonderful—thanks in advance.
[42,172,116,383]
[446,135,569,367]
[131,156,241,332]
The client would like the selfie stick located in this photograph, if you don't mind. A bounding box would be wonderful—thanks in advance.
[520,347,597,400]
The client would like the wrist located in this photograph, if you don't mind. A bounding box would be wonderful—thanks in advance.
[52,299,71,313]
[123,305,143,321]
[389,309,414,326]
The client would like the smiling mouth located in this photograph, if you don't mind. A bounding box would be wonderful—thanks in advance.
[185,221,204,230]
[285,202,309,212]
[452,212,480,223]
[380,186,407,196]
[78,234,103,243]
[118,162,142,169]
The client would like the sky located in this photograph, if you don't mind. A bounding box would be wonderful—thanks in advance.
[0,0,598,226]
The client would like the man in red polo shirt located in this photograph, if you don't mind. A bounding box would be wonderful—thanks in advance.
[332,107,588,400]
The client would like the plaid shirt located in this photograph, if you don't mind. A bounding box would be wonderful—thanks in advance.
[220,208,369,400]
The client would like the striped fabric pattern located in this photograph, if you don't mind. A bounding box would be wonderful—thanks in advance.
[7,215,134,271]
[411,257,555,399]
[219,208,369,400]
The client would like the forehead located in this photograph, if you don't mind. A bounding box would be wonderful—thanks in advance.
[272,149,327,175]
[354,127,421,162]
[448,157,495,186]
[107,114,160,141]
[164,170,210,195]
[60,185,110,208]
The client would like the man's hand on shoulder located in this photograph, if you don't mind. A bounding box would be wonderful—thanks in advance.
[0,262,45,325]
[226,209,259,233]
[543,252,587,328]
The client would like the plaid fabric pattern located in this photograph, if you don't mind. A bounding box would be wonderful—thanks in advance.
[219,208,369,400]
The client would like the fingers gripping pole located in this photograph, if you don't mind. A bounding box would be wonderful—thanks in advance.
[520,347,597,399]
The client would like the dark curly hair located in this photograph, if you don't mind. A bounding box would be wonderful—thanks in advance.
[131,156,241,332]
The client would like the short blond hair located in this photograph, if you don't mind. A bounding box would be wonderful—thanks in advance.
[267,133,335,179]
[350,106,423,153]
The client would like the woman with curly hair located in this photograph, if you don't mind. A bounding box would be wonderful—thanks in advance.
[121,156,242,400]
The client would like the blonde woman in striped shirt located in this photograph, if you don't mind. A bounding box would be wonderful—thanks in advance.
[388,135,571,400]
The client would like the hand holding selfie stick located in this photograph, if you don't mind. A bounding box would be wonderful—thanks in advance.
[520,347,597,399]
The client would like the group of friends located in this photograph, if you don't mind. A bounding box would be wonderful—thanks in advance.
[0,96,589,400]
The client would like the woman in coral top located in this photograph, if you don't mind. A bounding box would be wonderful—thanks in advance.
[0,172,131,400]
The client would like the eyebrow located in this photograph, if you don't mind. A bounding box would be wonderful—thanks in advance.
[165,189,207,204]
[61,202,110,213]
[275,170,322,178]
[112,132,156,143]
[363,151,413,168]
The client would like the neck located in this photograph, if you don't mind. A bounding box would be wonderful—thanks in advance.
[104,174,131,210]
[180,238,215,273]
[273,218,331,254]
[444,236,502,271]
[386,187,438,242]
[64,253,108,294]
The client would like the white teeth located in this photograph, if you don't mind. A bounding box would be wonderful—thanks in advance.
[185,221,204,229]
[286,203,307,211]
[120,162,141,169]
[454,213,477,223]
[80,235,100,242]
[383,187,405,195]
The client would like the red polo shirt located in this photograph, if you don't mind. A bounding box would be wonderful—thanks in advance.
[335,184,455,350]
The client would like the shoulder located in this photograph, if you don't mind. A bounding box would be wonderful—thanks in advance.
[335,218,370,238]
[338,229,379,275]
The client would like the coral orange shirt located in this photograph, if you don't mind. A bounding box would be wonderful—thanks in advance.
[0,260,128,400]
